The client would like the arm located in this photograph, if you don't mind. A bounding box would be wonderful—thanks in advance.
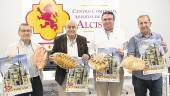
[158,34,168,54]
[49,37,60,67]
[51,37,60,54]
[82,38,90,61]
[127,37,136,57]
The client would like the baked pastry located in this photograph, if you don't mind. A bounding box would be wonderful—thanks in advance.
[51,53,77,69]
[89,53,108,71]
[122,56,145,71]
[33,46,47,70]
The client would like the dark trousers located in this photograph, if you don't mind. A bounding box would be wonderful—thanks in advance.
[16,76,43,96]
[132,76,162,96]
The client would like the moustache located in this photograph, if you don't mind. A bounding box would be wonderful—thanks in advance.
[141,26,149,29]
[68,30,76,33]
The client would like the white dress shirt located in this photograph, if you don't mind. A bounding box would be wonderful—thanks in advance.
[91,29,127,54]
[88,29,127,78]
[67,35,78,57]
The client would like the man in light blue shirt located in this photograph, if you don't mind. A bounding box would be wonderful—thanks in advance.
[128,15,168,96]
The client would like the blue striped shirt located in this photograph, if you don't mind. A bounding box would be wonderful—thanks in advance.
[127,32,165,80]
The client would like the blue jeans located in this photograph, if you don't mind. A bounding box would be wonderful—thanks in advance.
[132,76,162,96]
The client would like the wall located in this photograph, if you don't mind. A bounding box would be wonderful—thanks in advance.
[120,0,170,57]
[0,0,22,57]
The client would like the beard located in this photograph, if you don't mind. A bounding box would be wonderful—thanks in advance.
[141,27,150,34]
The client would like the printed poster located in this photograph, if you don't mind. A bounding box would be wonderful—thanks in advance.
[66,58,89,93]
[0,55,32,96]
[96,48,122,82]
[138,38,165,75]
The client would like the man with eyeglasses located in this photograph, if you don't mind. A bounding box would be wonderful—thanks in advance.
[127,15,168,96]
[50,20,89,96]
[6,23,43,96]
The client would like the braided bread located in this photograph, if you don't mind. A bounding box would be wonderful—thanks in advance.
[52,53,77,69]
[33,46,47,70]
[89,53,108,71]
[122,56,145,71]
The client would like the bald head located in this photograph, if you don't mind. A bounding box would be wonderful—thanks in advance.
[65,20,78,28]
[65,20,78,40]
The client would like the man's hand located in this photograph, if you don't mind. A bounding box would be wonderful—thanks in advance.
[161,42,167,47]
[160,41,168,54]
[144,64,149,69]
[118,48,124,56]
[82,54,90,61]
[49,54,55,62]
[161,42,168,51]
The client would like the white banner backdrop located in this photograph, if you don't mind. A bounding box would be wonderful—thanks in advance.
[22,0,120,50]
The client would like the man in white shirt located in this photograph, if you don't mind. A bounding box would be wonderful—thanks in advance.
[6,23,43,96]
[91,11,126,96]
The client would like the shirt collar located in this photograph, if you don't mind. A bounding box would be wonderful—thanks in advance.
[67,34,77,42]
[139,32,153,38]
[105,30,113,34]
[18,40,32,47]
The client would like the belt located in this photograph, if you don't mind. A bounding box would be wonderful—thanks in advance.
[30,76,39,81]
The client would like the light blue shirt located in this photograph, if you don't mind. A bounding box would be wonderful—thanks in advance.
[128,32,166,80]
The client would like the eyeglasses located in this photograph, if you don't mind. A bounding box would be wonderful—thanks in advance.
[20,29,32,32]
